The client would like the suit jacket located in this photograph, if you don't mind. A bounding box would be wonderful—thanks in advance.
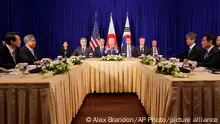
[184,45,204,62]
[136,45,149,56]
[19,46,39,65]
[148,47,162,56]
[121,45,138,57]
[93,46,105,58]
[198,46,220,68]
[0,45,20,69]
[59,47,71,58]
[73,46,92,58]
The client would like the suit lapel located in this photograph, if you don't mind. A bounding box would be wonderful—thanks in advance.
[4,46,15,64]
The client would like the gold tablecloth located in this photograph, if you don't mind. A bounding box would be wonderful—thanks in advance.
[0,58,220,124]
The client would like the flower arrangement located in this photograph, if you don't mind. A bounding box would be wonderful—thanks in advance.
[40,60,69,77]
[100,55,124,61]
[140,55,157,65]
[156,61,189,78]
[68,56,82,65]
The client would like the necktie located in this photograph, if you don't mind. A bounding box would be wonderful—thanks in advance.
[31,49,37,60]
[12,51,16,64]
[204,51,209,59]
[110,48,113,55]
[188,48,191,57]
[141,47,144,53]
[82,48,85,55]
[64,51,67,58]
[154,47,157,54]
[127,46,131,57]
[100,47,103,54]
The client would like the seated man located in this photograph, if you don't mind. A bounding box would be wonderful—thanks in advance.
[181,32,203,62]
[188,34,220,69]
[104,38,119,55]
[73,37,93,57]
[136,37,149,56]
[93,38,105,58]
[0,32,21,69]
[19,34,41,65]
[148,40,162,57]
[121,38,138,58]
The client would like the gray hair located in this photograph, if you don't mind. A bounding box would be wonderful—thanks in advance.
[186,32,197,40]
[80,37,87,41]
[24,34,35,44]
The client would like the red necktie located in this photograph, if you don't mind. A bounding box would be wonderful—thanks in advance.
[154,47,157,54]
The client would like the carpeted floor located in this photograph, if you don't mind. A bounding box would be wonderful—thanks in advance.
[71,93,151,124]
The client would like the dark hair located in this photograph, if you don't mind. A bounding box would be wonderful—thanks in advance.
[139,37,145,40]
[5,32,19,36]
[186,32,197,40]
[203,34,217,45]
[4,34,16,45]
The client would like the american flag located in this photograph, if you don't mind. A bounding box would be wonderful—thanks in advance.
[90,13,100,51]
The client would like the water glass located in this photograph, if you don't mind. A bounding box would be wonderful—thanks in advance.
[18,63,28,75]
[89,53,93,58]
[122,53,126,57]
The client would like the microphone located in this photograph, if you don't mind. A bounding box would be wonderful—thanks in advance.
[179,59,191,73]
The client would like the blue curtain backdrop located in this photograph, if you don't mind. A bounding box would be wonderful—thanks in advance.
[0,0,220,58]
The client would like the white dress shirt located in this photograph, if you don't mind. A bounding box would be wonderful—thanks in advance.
[6,44,15,57]
[207,45,214,53]
[6,44,16,63]
[140,46,144,52]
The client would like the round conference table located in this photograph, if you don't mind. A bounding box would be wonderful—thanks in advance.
[0,58,220,124]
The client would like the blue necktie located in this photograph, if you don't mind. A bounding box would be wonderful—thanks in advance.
[64,51,67,58]
[204,51,209,59]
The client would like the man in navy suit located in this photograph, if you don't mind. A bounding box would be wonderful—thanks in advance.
[19,34,41,65]
[198,34,220,68]
[0,32,21,69]
[136,37,149,56]
[181,32,204,62]
[121,38,138,58]
[93,38,105,58]
[104,38,119,55]
[73,37,93,57]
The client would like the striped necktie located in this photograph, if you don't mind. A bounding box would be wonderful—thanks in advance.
[12,51,16,64]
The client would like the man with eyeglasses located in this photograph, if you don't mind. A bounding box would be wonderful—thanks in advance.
[19,34,41,65]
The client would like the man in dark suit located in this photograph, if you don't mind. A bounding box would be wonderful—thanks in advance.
[136,37,149,56]
[121,38,137,58]
[19,34,41,65]
[59,41,71,58]
[195,34,220,68]
[182,32,204,62]
[148,40,162,57]
[93,38,105,58]
[73,37,93,57]
[104,38,119,55]
[0,32,21,69]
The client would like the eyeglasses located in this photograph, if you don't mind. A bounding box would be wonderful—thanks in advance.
[30,40,36,42]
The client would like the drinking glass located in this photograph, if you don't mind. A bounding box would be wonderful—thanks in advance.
[122,53,126,57]
[89,53,93,58]
[190,61,197,73]
[18,63,28,75]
